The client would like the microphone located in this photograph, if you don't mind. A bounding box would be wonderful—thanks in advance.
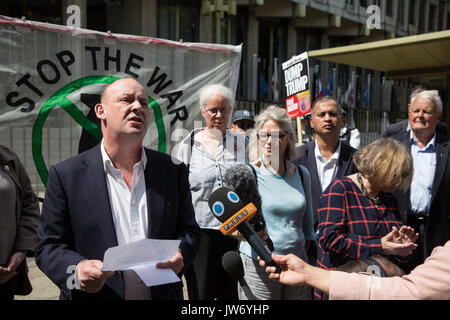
[208,186,281,273]
[224,163,275,251]
[222,251,256,300]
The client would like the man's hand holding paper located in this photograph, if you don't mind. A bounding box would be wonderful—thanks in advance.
[76,260,115,293]
[156,249,184,275]
[101,239,182,287]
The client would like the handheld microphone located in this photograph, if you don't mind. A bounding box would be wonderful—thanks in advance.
[222,251,256,300]
[224,163,275,251]
[208,187,281,273]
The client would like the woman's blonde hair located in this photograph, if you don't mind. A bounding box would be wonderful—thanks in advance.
[353,138,413,192]
[248,105,296,161]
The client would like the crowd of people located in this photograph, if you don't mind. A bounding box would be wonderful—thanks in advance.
[1,78,449,301]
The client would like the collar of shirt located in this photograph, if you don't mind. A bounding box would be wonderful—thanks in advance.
[410,130,436,152]
[100,139,148,178]
[314,140,341,164]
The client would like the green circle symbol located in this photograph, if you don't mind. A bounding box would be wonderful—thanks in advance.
[32,75,166,186]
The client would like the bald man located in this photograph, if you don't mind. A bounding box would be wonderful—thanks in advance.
[36,78,201,300]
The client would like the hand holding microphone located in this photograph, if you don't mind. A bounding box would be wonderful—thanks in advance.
[208,186,281,273]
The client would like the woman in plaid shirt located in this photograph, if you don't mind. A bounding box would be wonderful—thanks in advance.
[316,138,419,299]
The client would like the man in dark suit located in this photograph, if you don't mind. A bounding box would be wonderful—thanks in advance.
[381,88,448,138]
[293,97,357,230]
[390,90,450,272]
[35,78,201,300]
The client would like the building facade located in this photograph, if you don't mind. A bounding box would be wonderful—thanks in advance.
[1,0,449,136]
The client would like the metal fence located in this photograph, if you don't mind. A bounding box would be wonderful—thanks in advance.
[234,100,408,148]
[2,105,408,197]
[2,126,82,196]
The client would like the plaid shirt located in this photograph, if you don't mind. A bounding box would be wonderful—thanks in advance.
[316,176,403,271]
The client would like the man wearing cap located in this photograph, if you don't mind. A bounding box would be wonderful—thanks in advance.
[230,109,255,135]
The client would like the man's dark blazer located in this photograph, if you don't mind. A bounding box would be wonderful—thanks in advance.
[292,141,358,228]
[35,144,201,300]
[381,119,449,138]
[391,129,450,258]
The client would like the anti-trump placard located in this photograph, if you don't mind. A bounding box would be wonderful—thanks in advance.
[282,52,311,119]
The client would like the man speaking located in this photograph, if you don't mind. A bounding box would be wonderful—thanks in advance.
[35,77,201,300]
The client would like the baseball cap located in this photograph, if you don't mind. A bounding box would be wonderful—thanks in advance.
[232,109,255,124]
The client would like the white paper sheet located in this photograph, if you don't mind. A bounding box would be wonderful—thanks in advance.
[101,239,181,287]
[131,264,181,287]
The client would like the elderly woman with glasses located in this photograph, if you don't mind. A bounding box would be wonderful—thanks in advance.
[177,84,247,300]
[236,105,316,300]
[315,137,419,299]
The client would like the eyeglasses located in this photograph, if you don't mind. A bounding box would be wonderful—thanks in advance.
[257,131,287,142]
[236,122,254,130]
[204,107,230,116]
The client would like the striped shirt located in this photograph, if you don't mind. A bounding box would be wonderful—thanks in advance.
[177,128,248,229]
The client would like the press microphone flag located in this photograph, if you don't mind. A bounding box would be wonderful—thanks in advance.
[208,186,281,273]
[219,204,257,235]
[209,188,257,235]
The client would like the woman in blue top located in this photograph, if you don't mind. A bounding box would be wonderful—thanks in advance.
[238,106,316,300]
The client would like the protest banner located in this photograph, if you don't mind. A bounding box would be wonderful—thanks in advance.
[0,16,241,191]
[282,52,311,119]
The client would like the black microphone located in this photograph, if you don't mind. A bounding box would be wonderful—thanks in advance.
[224,163,275,251]
[222,251,256,300]
[208,187,281,273]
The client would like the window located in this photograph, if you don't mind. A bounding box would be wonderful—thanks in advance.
[0,0,62,25]
[386,0,393,17]
[257,20,287,102]
[179,1,200,42]
[87,1,107,32]
[447,11,450,30]
[360,0,368,8]
[418,0,426,32]
[157,0,177,40]
[398,0,404,24]
[157,0,200,42]
[234,7,248,100]
[429,4,437,31]
[408,0,416,25]
[438,3,444,31]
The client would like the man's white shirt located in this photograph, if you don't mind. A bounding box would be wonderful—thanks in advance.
[101,140,151,300]
[315,141,341,192]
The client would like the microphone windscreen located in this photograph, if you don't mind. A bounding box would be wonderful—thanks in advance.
[225,164,261,209]
[222,251,244,281]
[208,186,244,223]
